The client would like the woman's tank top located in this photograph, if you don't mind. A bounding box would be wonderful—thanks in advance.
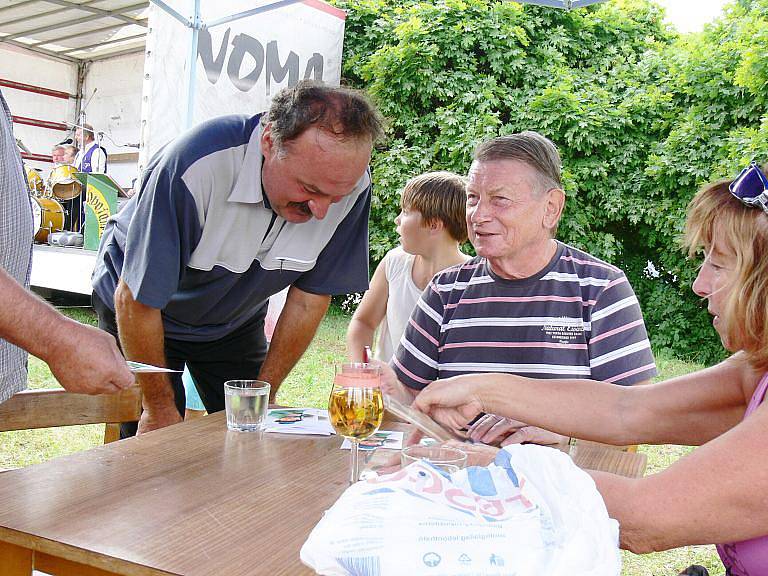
[716,372,768,575]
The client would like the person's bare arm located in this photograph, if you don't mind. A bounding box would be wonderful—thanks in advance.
[0,268,134,394]
[416,360,748,447]
[346,258,389,362]
[258,286,330,403]
[469,378,650,447]
[592,402,768,552]
[114,279,181,433]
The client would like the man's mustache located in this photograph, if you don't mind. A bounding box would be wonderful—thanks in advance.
[288,201,312,215]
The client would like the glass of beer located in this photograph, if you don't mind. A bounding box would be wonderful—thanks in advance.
[328,363,384,484]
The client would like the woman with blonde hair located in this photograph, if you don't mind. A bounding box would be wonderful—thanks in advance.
[413,162,768,575]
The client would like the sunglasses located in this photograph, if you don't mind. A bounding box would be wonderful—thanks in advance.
[729,162,768,215]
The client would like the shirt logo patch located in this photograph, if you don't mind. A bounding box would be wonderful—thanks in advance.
[541,317,585,344]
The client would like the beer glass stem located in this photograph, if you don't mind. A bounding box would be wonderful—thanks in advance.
[350,439,360,484]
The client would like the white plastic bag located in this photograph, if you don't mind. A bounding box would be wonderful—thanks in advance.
[301,444,620,576]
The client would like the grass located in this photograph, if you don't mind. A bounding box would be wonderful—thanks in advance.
[0,306,724,574]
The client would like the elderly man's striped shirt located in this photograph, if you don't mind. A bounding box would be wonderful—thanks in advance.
[393,242,657,389]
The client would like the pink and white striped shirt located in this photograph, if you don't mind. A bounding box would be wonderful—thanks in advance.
[393,241,656,389]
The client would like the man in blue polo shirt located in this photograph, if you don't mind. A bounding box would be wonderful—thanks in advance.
[92,81,384,436]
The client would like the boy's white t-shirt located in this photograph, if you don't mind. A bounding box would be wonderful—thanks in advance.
[375,247,423,362]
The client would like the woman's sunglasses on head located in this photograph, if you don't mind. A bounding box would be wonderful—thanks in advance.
[730,161,768,214]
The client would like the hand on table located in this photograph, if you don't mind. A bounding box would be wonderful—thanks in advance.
[443,440,499,467]
[467,414,525,445]
[467,414,566,446]
[370,429,424,474]
[500,426,567,448]
[137,403,183,435]
[373,437,501,475]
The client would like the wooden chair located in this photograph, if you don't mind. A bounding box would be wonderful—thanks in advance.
[0,386,141,444]
[569,439,647,478]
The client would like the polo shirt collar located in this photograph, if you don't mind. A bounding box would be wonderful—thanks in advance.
[228,122,265,204]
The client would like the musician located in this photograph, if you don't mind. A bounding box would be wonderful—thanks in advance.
[74,124,107,173]
[63,123,105,233]
[61,144,77,166]
[51,145,65,165]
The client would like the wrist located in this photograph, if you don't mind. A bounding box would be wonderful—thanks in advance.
[138,374,176,406]
[39,316,81,362]
[476,377,494,413]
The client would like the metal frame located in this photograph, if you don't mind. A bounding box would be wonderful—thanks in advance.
[0,0,103,29]
[39,0,148,27]
[30,21,146,49]
[2,4,147,42]
[0,0,149,61]
[59,32,145,55]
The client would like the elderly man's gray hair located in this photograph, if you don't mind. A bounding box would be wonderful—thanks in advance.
[473,131,562,194]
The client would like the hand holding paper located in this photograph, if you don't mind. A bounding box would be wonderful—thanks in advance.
[127,361,181,374]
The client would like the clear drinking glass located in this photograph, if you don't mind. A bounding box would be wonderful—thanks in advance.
[328,363,384,484]
[224,380,270,432]
[400,445,468,474]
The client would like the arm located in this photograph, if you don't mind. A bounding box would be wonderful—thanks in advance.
[0,268,134,394]
[258,285,330,403]
[468,377,649,446]
[378,360,418,404]
[592,403,768,552]
[114,279,181,433]
[415,359,749,447]
[346,257,389,362]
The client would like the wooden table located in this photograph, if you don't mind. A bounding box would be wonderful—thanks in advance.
[0,412,646,575]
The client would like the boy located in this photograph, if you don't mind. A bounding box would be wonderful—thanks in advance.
[346,171,469,362]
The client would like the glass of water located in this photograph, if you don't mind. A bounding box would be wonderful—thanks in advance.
[400,445,467,474]
[224,380,270,432]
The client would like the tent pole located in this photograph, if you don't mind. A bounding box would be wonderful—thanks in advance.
[185,0,201,129]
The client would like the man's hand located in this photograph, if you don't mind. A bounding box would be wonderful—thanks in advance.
[443,440,500,467]
[0,268,134,395]
[46,321,135,394]
[467,414,526,445]
[372,360,416,404]
[468,414,567,447]
[412,375,486,432]
[500,426,568,447]
[137,402,183,434]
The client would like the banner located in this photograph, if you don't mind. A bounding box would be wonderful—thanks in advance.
[139,0,346,169]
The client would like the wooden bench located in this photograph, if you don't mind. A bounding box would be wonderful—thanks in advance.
[0,386,141,444]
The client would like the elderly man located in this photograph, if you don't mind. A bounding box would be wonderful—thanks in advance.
[92,81,384,436]
[384,131,656,446]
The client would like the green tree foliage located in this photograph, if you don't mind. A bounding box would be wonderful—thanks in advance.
[334,0,768,364]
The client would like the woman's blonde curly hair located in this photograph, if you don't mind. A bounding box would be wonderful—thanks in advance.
[684,166,768,372]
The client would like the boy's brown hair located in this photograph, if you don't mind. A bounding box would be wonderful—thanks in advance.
[401,171,468,243]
